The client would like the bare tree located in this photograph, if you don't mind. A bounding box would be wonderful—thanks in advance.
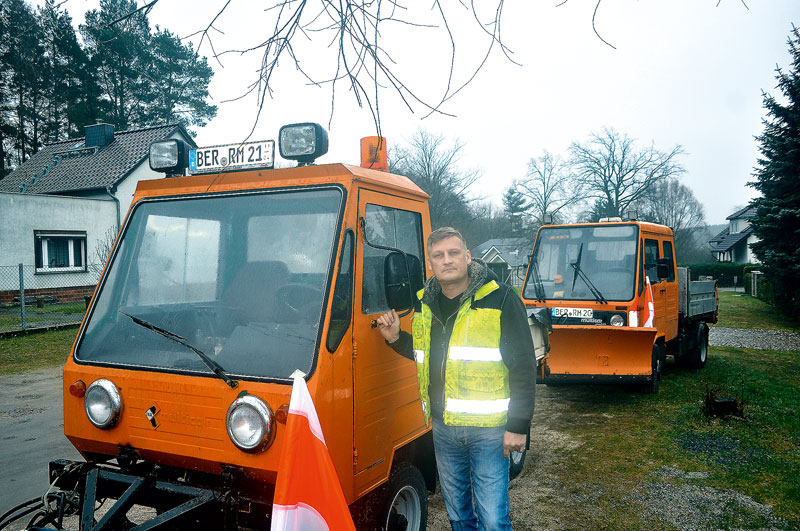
[568,128,685,219]
[88,226,119,279]
[125,0,517,138]
[636,177,708,262]
[516,150,583,224]
[391,129,481,229]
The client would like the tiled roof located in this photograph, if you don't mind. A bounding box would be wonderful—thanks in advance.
[0,124,193,194]
[726,205,756,220]
[472,237,532,268]
[709,226,752,253]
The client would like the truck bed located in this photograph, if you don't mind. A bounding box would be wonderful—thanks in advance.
[677,267,718,321]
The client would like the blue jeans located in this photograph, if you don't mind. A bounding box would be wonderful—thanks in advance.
[432,418,512,531]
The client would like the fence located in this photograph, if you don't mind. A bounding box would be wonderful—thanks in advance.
[0,264,100,334]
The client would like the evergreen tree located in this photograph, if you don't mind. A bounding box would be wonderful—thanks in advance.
[749,25,800,317]
[502,185,529,237]
[38,0,100,141]
[82,0,215,132]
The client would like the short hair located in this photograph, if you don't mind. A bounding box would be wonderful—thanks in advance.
[427,227,467,253]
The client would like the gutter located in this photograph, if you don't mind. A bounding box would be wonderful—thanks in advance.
[105,185,120,229]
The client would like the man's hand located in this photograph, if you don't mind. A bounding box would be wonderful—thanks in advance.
[503,431,526,458]
[376,309,401,343]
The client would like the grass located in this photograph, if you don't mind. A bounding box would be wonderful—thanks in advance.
[530,292,800,529]
[0,327,77,374]
[714,290,797,330]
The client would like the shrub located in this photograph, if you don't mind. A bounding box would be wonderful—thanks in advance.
[679,262,748,287]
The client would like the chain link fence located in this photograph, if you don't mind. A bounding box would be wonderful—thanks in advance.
[0,264,101,334]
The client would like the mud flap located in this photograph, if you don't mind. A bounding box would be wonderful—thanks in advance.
[543,325,658,382]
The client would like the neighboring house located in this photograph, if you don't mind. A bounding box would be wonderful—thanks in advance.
[708,206,760,264]
[472,237,533,287]
[0,123,195,302]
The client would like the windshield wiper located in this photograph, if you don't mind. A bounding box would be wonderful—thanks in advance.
[529,253,546,302]
[120,311,238,389]
[570,243,608,304]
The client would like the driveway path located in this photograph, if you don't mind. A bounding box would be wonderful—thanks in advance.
[710,326,800,351]
[0,367,82,513]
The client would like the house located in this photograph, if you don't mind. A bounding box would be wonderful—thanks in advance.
[472,237,533,287]
[0,123,195,303]
[708,206,760,264]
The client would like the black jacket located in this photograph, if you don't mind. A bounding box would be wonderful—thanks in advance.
[387,259,536,435]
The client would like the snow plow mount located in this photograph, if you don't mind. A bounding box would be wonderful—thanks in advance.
[5,458,274,530]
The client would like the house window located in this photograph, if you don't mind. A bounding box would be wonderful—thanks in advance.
[34,231,87,273]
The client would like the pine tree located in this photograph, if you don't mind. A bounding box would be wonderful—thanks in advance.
[81,0,215,132]
[749,25,800,317]
[502,185,529,237]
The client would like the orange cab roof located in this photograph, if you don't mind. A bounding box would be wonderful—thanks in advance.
[541,220,673,236]
[134,163,430,201]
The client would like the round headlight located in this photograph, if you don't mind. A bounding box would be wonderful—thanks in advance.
[226,395,275,453]
[609,314,625,327]
[84,379,122,429]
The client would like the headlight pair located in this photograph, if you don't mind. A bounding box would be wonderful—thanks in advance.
[81,379,276,453]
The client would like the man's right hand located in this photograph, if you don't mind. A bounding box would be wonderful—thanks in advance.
[376,309,401,343]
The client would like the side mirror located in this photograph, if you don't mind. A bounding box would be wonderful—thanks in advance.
[384,252,423,313]
[656,258,671,280]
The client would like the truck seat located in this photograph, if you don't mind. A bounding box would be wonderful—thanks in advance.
[223,261,289,323]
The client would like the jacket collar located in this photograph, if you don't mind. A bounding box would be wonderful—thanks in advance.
[419,258,496,310]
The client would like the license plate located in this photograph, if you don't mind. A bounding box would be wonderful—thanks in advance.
[189,140,275,173]
[551,307,593,318]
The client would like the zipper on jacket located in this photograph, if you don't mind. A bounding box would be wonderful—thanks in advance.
[432,305,461,415]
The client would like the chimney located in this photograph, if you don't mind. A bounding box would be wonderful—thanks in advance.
[85,123,115,148]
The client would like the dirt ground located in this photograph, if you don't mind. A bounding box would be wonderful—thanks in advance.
[424,383,791,531]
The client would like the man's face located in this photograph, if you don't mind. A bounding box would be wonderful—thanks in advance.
[428,235,471,287]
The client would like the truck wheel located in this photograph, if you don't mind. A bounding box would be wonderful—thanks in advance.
[688,323,709,369]
[509,450,526,480]
[358,462,427,531]
[642,344,662,394]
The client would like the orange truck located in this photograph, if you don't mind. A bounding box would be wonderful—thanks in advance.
[30,125,443,530]
[522,218,718,393]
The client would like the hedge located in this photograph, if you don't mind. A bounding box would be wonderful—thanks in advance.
[679,262,755,287]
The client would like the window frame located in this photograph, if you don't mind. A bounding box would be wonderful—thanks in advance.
[360,203,425,315]
[34,230,88,274]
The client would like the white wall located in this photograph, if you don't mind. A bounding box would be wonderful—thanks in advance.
[0,192,116,290]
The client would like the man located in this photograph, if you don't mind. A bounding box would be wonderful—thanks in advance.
[376,227,536,531]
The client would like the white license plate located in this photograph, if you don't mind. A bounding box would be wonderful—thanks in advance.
[189,140,275,173]
[551,307,593,318]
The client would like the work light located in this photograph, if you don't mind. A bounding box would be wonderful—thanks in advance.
[278,123,328,164]
[149,139,190,174]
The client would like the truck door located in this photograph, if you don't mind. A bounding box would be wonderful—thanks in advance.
[660,239,679,340]
[352,188,429,492]
[643,237,667,335]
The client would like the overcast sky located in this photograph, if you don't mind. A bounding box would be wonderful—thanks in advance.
[57,0,798,225]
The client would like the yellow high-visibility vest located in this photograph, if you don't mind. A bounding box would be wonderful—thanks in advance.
[412,280,510,427]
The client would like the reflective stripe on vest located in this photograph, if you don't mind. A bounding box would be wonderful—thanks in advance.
[446,397,510,415]
[414,349,425,363]
[448,346,502,362]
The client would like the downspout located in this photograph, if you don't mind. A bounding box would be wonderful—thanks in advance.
[105,185,120,230]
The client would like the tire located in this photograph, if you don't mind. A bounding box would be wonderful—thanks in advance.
[509,450,526,481]
[642,344,662,394]
[356,463,427,531]
[687,323,709,369]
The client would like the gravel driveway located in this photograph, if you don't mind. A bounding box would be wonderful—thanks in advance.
[710,326,800,351]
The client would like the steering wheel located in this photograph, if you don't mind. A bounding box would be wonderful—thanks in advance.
[274,284,324,323]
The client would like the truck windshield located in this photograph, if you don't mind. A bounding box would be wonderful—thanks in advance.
[76,188,343,380]
[523,224,638,302]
